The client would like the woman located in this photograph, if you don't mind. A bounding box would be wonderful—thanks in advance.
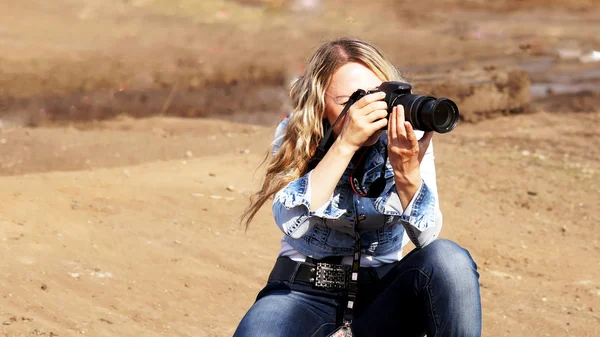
[235,38,481,337]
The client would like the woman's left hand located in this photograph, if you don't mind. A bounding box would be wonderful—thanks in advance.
[387,105,433,189]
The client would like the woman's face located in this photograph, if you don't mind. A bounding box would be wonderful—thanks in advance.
[324,62,384,147]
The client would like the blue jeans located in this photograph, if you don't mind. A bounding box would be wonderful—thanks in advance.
[233,239,482,337]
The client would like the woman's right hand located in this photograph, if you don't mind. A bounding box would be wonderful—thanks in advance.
[335,91,389,153]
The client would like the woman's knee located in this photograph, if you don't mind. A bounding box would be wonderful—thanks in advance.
[234,290,337,337]
[423,239,479,280]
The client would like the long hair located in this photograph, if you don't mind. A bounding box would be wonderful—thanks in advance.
[241,38,405,228]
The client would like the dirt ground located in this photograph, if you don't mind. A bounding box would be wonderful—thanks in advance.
[0,1,599,336]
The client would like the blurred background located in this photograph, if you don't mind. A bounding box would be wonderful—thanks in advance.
[1,0,599,126]
[0,1,598,336]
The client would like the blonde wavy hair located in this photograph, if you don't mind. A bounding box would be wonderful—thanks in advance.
[242,37,405,228]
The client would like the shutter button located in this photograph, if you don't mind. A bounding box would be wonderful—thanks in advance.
[358,214,366,221]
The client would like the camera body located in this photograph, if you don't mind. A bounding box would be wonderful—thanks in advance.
[354,81,459,133]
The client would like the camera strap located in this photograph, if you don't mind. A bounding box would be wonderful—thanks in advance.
[308,89,366,171]
[308,88,388,197]
[326,232,361,337]
[349,147,388,198]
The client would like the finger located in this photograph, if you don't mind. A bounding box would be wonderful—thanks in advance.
[370,117,388,132]
[364,100,388,114]
[396,105,406,137]
[354,91,386,109]
[365,109,388,123]
[388,106,398,142]
[405,121,418,149]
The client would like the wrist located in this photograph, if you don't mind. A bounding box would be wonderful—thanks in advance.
[394,170,421,188]
[394,171,421,210]
[332,138,359,157]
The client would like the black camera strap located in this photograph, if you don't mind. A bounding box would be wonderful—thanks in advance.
[345,232,362,321]
[326,232,361,337]
[308,89,366,171]
[349,147,388,198]
[308,89,388,198]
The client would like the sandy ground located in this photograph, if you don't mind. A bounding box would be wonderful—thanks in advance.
[0,112,598,337]
[0,1,599,336]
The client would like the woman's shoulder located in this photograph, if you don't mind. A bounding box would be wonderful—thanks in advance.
[271,116,290,154]
[274,116,290,138]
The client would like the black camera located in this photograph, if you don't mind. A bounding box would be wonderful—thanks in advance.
[355,81,459,133]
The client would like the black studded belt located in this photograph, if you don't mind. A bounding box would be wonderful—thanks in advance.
[267,256,379,290]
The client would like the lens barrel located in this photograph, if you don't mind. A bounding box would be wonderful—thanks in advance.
[393,94,459,133]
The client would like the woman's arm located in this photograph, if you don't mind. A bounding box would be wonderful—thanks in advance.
[308,139,355,211]
[375,140,442,248]
[383,105,441,248]
[271,139,355,239]
[399,141,442,248]
[270,120,352,238]
[272,93,389,238]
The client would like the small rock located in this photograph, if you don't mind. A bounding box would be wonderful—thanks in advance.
[208,172,216,177]
[226,185,235,192]
[99,318,113,325]
[240,149,250,154]
[185,150,193,158]
[527,191,537,196]
[541,297,548,302]
[488,270,515,279]
[521,150,531,157]
[41,284,48,291]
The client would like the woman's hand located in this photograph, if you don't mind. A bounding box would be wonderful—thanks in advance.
[387,105,433,208]
[335,91,389,153]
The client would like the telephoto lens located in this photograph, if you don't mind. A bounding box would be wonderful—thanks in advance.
[372,82,460,133]
[393,95,460,133]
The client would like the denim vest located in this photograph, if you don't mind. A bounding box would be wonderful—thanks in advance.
[271,118,442,260]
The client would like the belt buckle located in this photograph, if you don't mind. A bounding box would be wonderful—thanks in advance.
[314,262,351,289]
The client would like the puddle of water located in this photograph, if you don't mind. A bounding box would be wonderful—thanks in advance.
[531,82,599,98]
[551,69,600,83]
[521,57,600,98]
[518,57,556,73]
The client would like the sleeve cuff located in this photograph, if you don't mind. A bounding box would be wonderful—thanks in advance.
[275,171,345,220]
[375,179,424,216]
[400,181,422,217]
